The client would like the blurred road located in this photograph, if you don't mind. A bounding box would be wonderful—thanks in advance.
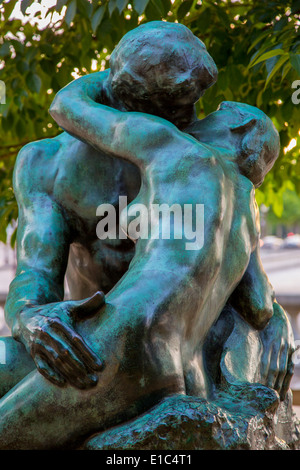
[260,248,300,296]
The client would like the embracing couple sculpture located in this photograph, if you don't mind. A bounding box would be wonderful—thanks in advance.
[0,21,296,449]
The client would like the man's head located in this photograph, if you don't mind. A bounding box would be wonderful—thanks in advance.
[108,21,218,128]
[187,101,280,187]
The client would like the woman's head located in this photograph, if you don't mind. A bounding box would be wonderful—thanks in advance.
[109,21,218,127]
[218,101,280,187]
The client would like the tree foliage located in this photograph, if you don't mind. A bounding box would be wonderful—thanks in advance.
[266,189,300,230]
[0,0,300,243]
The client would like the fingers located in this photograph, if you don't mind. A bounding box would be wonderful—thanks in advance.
[274,343,288,396]
[260,348,271,385]
[51,319,103,371]
[26,299,105,389]
[33,338,99,389]
[271,342,295,401]
[261,341,295,402]
[35,354,66,387]
[265,344,280,390]
[280,358,294,401]
[31,316,103,389]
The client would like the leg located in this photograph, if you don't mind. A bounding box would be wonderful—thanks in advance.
[204,305,263,387]
[0,356,184,449]
[0,336,35,397]
[0,303,185,449]
[203,305,287,414]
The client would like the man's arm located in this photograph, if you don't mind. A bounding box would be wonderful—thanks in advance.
[49,72,197,168]
[5,143,104,388]
[229,246,274,330]
[229,246,295,401]
[221,247,294,400]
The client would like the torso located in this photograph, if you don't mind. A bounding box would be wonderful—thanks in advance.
[26,129,258,329]
[32,132,141,297]
[24,126,260,400]
[118,140,259,344]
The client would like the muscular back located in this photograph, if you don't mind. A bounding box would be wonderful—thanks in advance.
[9,130,140,314]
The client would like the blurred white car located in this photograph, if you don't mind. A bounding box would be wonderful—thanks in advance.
[261,236,283,249]
[282,234,300,249]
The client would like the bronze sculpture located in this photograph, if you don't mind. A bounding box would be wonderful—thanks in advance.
[0,21,297,450]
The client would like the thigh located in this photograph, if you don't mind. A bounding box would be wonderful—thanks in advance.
[0,336,35,397]
[0,307,185,449]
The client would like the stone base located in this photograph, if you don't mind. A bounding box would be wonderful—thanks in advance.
[84,386,300,450]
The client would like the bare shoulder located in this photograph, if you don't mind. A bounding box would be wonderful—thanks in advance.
[13,135,63,202]
[156,131,218,171]
[179,141,224,183]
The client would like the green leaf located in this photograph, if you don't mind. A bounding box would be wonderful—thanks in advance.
[282,62,292,81]
[0,42,10,57]
[145,0,165,19]
[249,49,286,68]
[20,0,32,15]
[161,0,172,15]
[0,0,300,241]
[15,119,26,139]
[292,0,300,14]
[1,110,14,130]
[3,0,16,19]
[116,0,128,14]
[56,63,72,87]
[10,39,24,54]
[212,4,230,29]
[108,0,117,16]
[0,223,7,244]
[197,8,211,33]
[25,47,38,62]
[272,196,284,218]
[264,54,289,89]
[265,44,284,76]
[290,53,300,76]
[0,97,12,119]
[78,0,93,19]
[273,16,288,32]
[247,30,271,54]
[25,73,42,93]
[40,58,55,75]
[177,0,193,21]
[91,6,106,33]
[65,0,77,27]
[256,87,264,109]
[16,59,29,74]
[55,0,68,11]
[10,226,17,249]
[133,0,150,15]
[40,44,53,56]
[281,100,293,122]
[217,70,229,92]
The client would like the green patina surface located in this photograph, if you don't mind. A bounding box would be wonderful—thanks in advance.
[0,21,296,450]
